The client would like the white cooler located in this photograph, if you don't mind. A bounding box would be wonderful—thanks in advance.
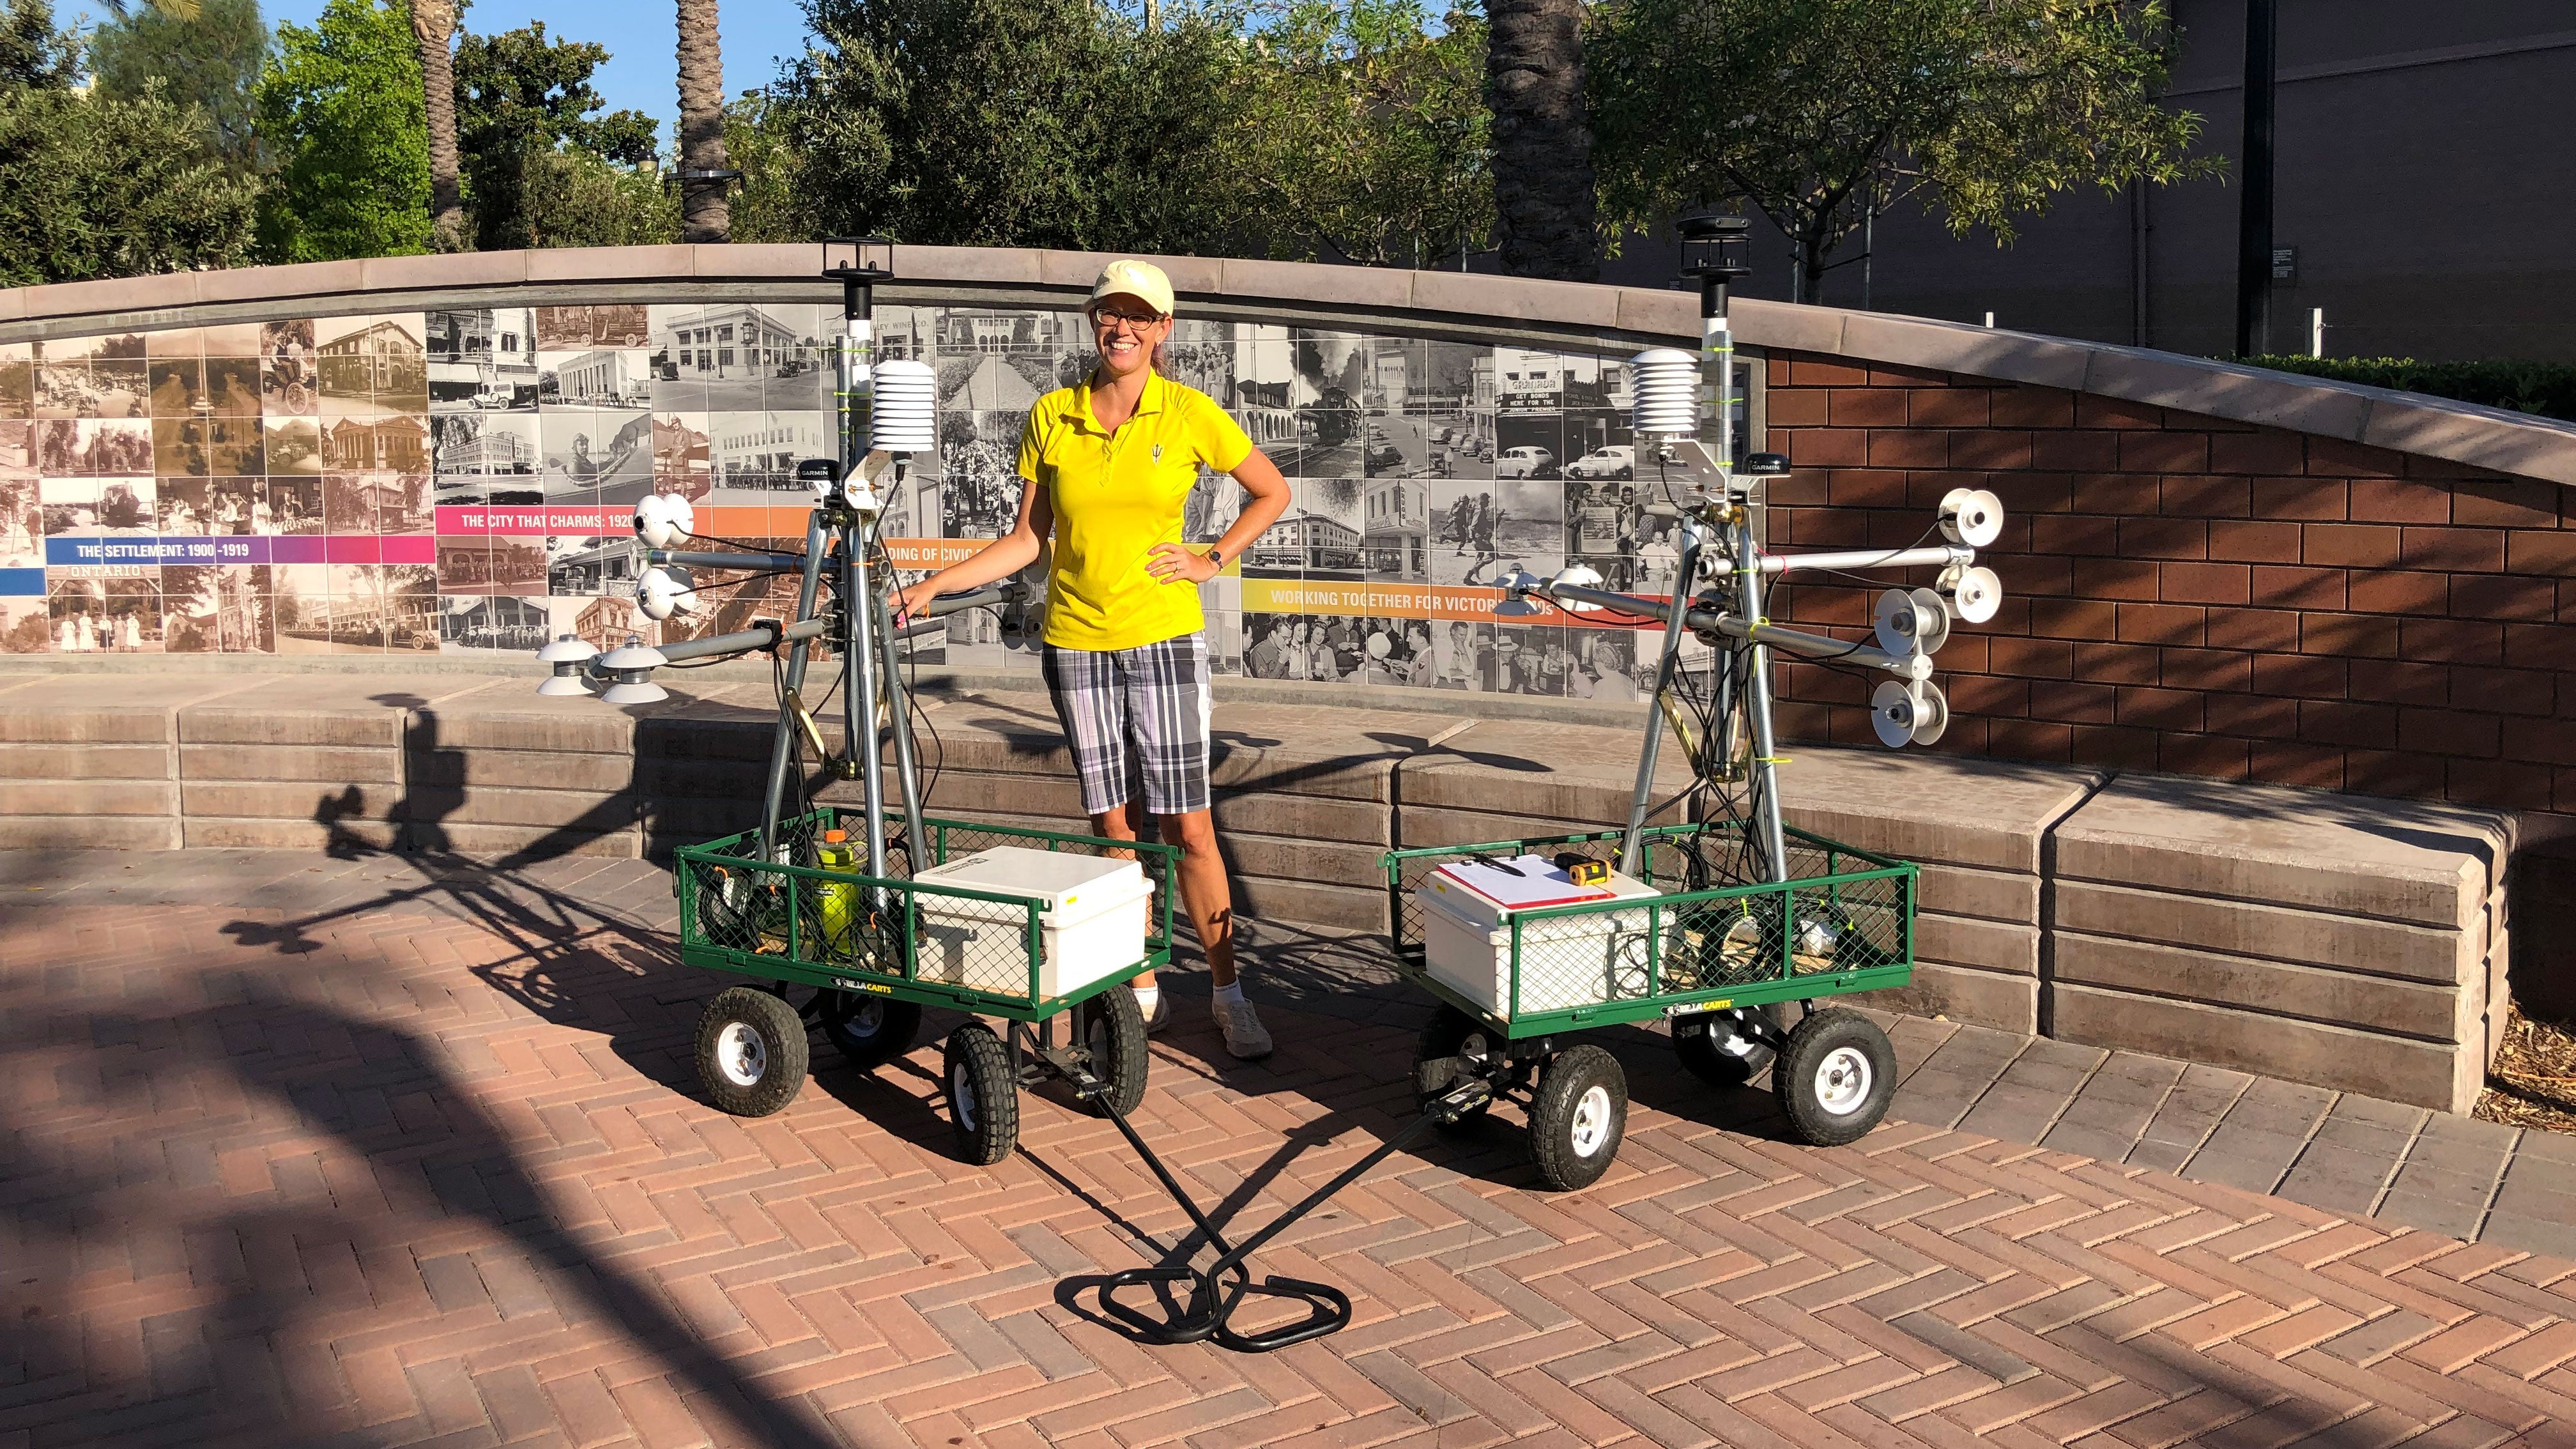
[1417,858,1663,1017]
[910,847,1153,998]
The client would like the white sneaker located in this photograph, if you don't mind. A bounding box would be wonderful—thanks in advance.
[1212,995,1274,1060]
[1135,986,1172,1034]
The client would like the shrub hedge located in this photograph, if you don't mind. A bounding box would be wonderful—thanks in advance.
[2239,356,2576,424]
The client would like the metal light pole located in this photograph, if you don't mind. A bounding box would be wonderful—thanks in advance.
[2234,0,2279,358]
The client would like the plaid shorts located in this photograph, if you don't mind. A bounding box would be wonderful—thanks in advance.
[1042,633,1213,818]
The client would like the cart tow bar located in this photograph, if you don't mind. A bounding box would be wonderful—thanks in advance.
[1042,1043,1499,1353]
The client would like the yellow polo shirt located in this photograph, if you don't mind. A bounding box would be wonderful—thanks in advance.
[1018,372,1254,652]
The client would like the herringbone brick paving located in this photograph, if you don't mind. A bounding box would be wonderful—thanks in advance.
[4,879,2574,1448]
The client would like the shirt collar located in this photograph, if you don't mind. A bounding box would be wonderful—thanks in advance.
[1068,371,1170,434]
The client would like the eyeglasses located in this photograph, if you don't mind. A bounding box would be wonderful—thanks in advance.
[1092,307,1166,333]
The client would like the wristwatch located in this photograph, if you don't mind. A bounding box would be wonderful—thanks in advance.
[1206,545,1227,569]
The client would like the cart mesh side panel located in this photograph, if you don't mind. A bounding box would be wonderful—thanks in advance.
[1385,820,1915,1022]
[676,808,1179,1007]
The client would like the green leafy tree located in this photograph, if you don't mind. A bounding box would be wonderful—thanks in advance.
[721,87,803,243]
[89,0,266,165]
[0,0,77,86]
[515,147,678,246]
[255,0,431,261]
[776,0,1255,253]
[452,20,663,249]
[1242,0,1491,268]
[1588,0,2223,301]
[0,0,257,282]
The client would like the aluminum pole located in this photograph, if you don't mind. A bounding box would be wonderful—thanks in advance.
[1700,545,1974,579]
[1706,287,1733,471]
[1530,581,1931,678]
[872,560,929,875]
[648,548,811,572]
[756,511,831,861]
[1619,518,1705,874]
[1733,515,1790,883]
[843,522,889,904]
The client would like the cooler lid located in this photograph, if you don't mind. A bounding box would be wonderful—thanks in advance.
[915,845,1145,916]
[1431,855,1614,911]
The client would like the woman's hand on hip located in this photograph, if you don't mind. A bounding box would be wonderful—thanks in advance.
[1146,542,1218,585]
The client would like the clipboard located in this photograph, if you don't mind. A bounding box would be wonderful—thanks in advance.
[1430,855,1616,912]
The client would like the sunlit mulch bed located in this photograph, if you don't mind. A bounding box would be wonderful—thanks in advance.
[2477,1004,2576,1136]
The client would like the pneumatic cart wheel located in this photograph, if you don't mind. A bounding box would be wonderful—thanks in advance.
[943,1023,1020,1165]
[695,986,811,1117]
[1075,985,1149,1119]
[820,991,922,1070]
[1528,1045,1627,1192]
[1673,1006,1774,1088]
[1776,1008,1897,1147]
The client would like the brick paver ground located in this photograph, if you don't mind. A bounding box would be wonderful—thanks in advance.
[5,855,2575,1448]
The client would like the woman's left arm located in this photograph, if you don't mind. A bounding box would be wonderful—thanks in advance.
[1145,447,1293,584]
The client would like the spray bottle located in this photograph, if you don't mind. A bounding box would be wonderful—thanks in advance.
[816,827,860,955]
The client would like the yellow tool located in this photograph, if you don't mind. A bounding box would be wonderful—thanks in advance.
[1566,859,1611,887]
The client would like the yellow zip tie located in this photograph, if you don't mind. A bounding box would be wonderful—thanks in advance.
[1754,755,1791,764]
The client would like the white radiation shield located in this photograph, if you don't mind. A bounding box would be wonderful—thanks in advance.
[636,565,695,622]
[1938,487,2004,548]
[633,493,696,550]
[1943,564,2003,624]
[1550,564,1607,612]
[1870,679,1949,749]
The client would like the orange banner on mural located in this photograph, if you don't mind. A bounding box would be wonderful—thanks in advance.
[1238,578,1524,620]
[884,539,986,569]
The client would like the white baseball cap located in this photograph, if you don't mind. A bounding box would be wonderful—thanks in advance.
[1089,259,1175,318]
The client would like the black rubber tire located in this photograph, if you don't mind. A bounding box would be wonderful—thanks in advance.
[1076,985,1149,1119]
[1416,1005,1511,1131]
[1673,1008,1773,1089]
[1526,1045,1627,1192]
[694,986,810,1117]
[1775,1008,1898,1147]
[943,1023,1020,1166]
[820,991,922,1071]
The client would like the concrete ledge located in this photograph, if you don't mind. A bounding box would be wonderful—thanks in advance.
[2049,775,2511,1113]
[2051,776,2507,931]
[2052,982,2471,1116]
[0,672,2530,1110]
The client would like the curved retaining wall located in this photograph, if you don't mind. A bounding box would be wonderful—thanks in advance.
[1,245,2573,996]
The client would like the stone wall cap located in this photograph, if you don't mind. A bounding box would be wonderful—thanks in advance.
[2056,774,2513,898]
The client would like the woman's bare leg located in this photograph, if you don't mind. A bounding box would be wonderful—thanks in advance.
[1091,799,1233,993]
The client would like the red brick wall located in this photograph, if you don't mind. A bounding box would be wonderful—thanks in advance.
[1762,355,2576,820]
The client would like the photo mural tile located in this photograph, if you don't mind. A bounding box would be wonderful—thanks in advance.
[0,301,1729,664]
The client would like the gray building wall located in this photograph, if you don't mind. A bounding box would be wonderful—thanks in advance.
[1598,1,2576,362]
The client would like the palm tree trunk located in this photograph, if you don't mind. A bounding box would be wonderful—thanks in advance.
[1485,0,1596,281]
[413,0,464,251]
[677,0,731,243]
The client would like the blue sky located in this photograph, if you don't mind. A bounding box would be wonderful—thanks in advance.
[90,0,816,153]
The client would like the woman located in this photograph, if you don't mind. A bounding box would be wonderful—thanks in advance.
[894,261,1294,1059]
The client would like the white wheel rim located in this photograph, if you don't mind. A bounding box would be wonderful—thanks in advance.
[1814,1046,1873,1116]
[845,999,884,1036]
[952,1060,979,1133]
[716,1022,767,1087]
[1569,1084,1614,1158]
